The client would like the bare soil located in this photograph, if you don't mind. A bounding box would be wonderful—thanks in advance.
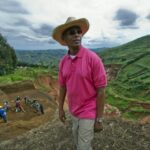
[0,75,58,141]
[0,75,149,150]
[0,113,149,150]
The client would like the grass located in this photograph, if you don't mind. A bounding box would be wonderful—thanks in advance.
[107,95,129,111]
[0,67,56,85]
[122,111,150,120]
[106,86,150,120]
[99,36,150,105]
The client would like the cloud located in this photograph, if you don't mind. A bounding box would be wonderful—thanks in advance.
[0,18,53,43]
[114,9,139,28]
[31,24,54,36]
[14,18,31,26]
[48,40,56,44]
[85,37,120,48]
[2,32,53,50]
[0,0,29,14]
[1,0,150,50]
[12,20,53,37]
[0,24,52,46]
[146,14,150,20]
[0,27,16,35]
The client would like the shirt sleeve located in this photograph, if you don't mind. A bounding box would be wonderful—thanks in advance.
[58,59,66,87]
[92,56,107,88]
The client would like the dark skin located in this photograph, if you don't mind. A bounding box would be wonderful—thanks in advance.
[94,87,105,132]
[58,86,66,123]
[59,26,105,132]
[62,26,82,54]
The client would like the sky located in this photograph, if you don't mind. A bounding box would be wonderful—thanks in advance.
[0,0,150,50]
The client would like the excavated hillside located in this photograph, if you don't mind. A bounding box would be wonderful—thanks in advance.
[0,75,58,141]
[0,72,149,150]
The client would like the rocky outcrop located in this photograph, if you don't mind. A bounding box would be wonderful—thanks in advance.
[105,64,121,81]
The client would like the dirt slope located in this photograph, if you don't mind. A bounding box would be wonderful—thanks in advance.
[0,76,58,141]
[0,74,149,150]
[0,112,149,150]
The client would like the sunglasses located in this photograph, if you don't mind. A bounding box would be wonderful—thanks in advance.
[67,29,82,35]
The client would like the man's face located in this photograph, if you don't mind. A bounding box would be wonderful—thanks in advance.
[62,26,82,47]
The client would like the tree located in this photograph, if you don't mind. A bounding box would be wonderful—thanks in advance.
[0,33,17,75]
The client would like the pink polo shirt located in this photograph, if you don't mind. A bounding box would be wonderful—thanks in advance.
[59,46,107,119]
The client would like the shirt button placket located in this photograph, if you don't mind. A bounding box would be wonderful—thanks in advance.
[71,61,75,72]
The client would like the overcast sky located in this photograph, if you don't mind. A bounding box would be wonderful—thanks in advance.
[0,0,150,50]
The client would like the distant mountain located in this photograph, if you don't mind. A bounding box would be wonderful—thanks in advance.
[90,47,107,52]
[0,33,17,75]
[98,35,150,102]
[15,47,105,67]
[15,49,66,67]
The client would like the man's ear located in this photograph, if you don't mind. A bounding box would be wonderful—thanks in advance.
[62,36,65,41]
[61,34,65,41]
[62,34,67,42]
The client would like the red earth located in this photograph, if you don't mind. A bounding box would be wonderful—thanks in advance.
[0,74,149,142]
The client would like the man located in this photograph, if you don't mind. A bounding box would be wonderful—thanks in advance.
[0,106,7,123]
[52,17,107,150]
[32,100,44,114]
[15,97,25,112]
[3,100,10,111]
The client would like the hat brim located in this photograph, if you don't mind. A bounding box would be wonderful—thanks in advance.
[52,18,89,46]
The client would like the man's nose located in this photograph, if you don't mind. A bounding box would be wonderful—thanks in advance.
[74,31,81,36]
[74,32,79,36]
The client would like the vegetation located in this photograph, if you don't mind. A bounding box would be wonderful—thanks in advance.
[1,33,149,120]
[15,49,66,67]
[15,48,106,68]
[98,35,150,120]
[0,67,57,85]
[0,33,17,75]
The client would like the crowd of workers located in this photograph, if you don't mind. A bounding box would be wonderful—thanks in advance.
[0,96,44,123]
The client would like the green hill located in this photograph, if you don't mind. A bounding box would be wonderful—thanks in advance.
[98,35,150,119]
[100,35,150,65]
[15,49,66,67]
[15,48,106,67]
[0,33,17,75]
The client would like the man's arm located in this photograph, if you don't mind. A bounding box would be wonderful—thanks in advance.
[96,87,105,118]
[94,87,106,132]
[58,86,67,123]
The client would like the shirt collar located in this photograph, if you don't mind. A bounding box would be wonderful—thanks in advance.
[67,45,85,59]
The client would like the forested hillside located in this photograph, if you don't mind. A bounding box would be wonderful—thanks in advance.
[15,48,106,67]
[16,49,66,67]
[99,35,150,119]
[0,33,17,75]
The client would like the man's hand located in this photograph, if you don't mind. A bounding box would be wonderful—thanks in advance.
[59,109,66,123]
[94,122,103,132]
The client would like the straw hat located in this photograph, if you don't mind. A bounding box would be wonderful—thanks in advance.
[52,17,89,45]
